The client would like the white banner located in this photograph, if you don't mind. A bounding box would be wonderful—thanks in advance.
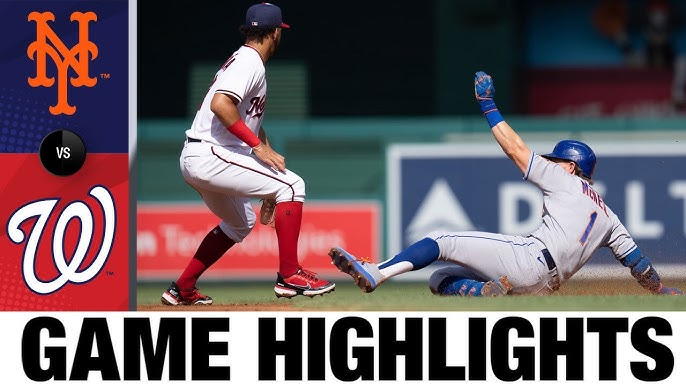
[1,311,684,385]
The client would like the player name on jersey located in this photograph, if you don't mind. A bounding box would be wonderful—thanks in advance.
[581,180,609,216]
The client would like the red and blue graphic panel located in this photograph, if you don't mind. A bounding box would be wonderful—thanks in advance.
[0,0,130,310]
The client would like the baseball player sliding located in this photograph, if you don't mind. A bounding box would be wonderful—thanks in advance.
[162,3,334,305]
[330,71,683,297]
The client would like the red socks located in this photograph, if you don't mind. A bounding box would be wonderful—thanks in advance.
[177,226,235,290]
[274,201,302,277]
[177,202,303,286]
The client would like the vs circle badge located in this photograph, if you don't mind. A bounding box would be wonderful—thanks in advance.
[39,130,87,176]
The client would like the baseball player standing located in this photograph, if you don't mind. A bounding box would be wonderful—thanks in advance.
[329,71,683,297]
[162,3,335,305]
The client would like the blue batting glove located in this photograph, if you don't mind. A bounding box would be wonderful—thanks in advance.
[474,71,503,128]
[658,285,683,295]
[474,71,495,100]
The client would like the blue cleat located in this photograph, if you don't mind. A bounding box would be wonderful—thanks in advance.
[329,247,384,293]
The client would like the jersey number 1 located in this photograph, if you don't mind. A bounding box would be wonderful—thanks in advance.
[579,211,598,245]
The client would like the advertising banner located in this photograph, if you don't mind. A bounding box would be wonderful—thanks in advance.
[525,68,674,117]
[137,201,380,280]
[387,142,686,268]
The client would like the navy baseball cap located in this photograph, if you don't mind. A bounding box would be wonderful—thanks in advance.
[246,3,290,29]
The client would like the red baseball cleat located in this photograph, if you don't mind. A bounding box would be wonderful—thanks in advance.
[274,267,335,298]
[161,282,213,305]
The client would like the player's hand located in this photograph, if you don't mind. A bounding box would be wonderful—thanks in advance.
[474,71,495,101]
[657,285,683,295]
[252,143,286,172]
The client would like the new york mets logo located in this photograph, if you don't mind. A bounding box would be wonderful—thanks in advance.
[6,186,116,295]
[27,11,98,116]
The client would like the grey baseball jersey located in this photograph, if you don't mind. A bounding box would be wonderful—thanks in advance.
[526,153,637,280]
[428,153,637,294]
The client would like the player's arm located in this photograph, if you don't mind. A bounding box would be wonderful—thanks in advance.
[210,93,243,129]
[491,121,531,174]
[473,71,532,174]
[210,93,285,172]
[618,248,683,295]
[258,126,270,147]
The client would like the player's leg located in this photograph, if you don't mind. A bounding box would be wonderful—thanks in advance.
[206,146,335,297]
[331,231,539,294]
[268,178,335,297]
[162,225,235,306]
[329,247,385,293]
[428,266,512,297]
[329,237,438,293]
[374,236,512,295]
[429,231,544,292]
[163,145,254,305]
[179,191,254,286]
[329,236,509,294]
[161,190,253,306]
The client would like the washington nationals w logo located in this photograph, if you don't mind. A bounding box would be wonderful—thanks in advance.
[27,11,98,116]
[7,186,116,295]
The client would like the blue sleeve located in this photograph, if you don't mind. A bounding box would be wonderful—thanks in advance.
[619,248,643,268]
[619,248,661,292]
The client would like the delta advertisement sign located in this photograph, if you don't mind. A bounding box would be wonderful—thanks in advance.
[137,201,380,280]
[387,142,686,267]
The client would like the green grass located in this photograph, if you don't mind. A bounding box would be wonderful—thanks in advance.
[137,280,686,311]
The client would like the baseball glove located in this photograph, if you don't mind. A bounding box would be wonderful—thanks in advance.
[260,198,276,227]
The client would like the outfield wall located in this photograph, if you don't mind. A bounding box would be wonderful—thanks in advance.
[137,117,686,280]
[137,117,686,201]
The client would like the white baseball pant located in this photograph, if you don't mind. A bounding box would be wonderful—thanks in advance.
[179,140,305,243]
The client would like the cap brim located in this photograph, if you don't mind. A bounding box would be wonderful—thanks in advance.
[281,22,290,28]
[541,154,569,163]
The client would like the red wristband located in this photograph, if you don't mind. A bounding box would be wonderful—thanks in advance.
[227,120,261,147]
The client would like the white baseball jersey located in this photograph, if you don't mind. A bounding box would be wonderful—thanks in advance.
[179,44,306,243]
[526,153,637,279]
[186,45,266,149]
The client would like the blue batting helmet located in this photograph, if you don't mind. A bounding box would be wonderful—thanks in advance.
[542,140,597,179]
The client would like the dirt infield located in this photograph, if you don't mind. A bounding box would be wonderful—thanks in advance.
[137,278,686,312]
[138,303,294,312]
